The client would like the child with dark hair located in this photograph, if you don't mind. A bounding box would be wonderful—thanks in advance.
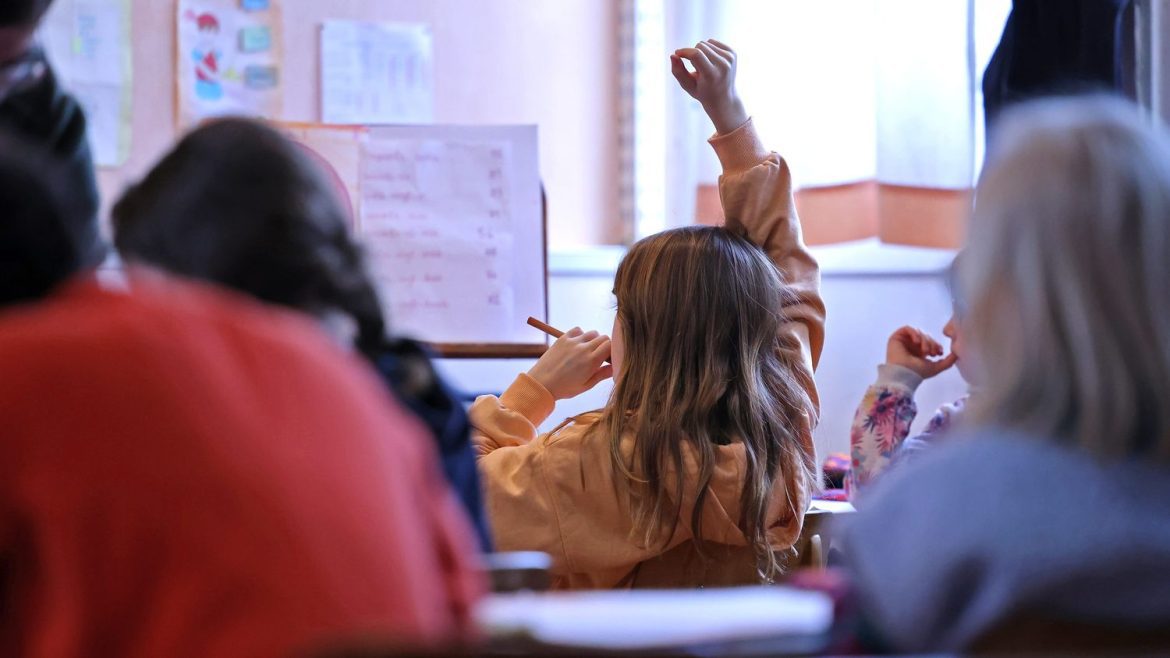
[0,0,102,266]
[0,129,483,656]
[0,132,83,306]
[112,118,490,549]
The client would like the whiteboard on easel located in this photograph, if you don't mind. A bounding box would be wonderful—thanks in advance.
[281,122,549,357]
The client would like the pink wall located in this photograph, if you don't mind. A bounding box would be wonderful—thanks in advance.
[97,0,622,247]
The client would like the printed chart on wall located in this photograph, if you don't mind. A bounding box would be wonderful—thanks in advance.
[320,21,433,125]
[40,0,132,167]
[360,125,546,354]
[176,0,282,126]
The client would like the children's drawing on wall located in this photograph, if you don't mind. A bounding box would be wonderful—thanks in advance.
[191,12,223,101]
[176,0,282,127]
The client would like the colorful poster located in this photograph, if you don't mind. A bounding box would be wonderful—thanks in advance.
[176,0,282,126]
[39,0,133,167]
[320,21,433,125]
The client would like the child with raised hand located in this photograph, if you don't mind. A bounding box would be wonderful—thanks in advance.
[848,261,970,497]
[472,40,826,589]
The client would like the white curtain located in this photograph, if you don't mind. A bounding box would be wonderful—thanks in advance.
[624,0,1012,245]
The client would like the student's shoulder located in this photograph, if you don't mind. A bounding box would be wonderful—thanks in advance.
[0,66,88,150]
[0,274,341,376]
[863,428,1108,518]
[539,411,605,448]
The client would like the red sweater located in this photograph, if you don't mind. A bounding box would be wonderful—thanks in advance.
[0,275,483,657]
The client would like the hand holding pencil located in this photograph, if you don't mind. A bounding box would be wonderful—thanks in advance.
[525,317,613,400]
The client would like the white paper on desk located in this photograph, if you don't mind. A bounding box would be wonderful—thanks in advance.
[39,0,132,166]
[477,587,834,650]
[809,500,856,514]
[321,21,433,125]
[359,125,545,345]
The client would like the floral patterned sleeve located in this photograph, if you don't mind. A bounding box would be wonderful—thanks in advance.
[847,365,923,497]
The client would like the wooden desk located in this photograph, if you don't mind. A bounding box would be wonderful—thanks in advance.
[791,500,855,570]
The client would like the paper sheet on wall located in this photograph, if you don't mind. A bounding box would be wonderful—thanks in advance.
[359,125,544,345]
[176,0,283,127]
[321,21,433,125]
[39,0,132,167]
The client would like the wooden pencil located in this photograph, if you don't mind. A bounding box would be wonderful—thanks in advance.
[526,316,611,364]
[526,316,564,339]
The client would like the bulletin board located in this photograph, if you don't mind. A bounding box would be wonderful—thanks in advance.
[74,0,612,356]
[89,0,621,247]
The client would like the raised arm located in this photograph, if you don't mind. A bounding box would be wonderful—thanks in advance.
[674,40,826,393]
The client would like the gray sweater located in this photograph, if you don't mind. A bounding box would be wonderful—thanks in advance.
[839,430,1170,652]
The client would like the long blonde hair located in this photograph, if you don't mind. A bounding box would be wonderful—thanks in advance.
[962,96,1170,462]
[597,226,816,579]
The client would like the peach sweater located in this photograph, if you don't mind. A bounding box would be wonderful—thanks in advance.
[472,120,825,589]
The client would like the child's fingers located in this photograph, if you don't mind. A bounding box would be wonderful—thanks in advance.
[586,364,614,388]
[589,337,611,362]
[924,336,943,356]
[580,329,599,341]
[912,328,937,355]
[676,46,717,79]
[926,352,959,376]
[670,54,696,84]
[939,352,959,369]
[890,325,915,343]
[696,41,730,69]
[911,329,926,354]
[707,38,736,56]
[565,326,584,338]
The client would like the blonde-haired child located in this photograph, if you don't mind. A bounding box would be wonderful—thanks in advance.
[842,96,1170,651]
[472,40,825,588]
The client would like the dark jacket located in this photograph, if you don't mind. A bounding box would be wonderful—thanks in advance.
[0,63,103,265]
[983,0,1134,134]
[372,339,492,551]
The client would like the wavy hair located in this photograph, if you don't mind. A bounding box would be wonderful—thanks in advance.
[597,225,815,580]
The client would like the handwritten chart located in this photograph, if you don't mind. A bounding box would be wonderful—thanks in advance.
[360,126,544,346]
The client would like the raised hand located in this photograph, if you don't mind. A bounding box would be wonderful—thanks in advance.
[527,327,613,400]
[886,326,958,380]
[670,38,748,135]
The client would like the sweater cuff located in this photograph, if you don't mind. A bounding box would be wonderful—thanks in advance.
[875,364,924,391]
[499,373,556,426]
[708,118,769,174]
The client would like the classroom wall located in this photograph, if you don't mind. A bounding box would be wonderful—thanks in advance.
[437,269,970,463]
[99,0,973,463]
[96,0,622,247]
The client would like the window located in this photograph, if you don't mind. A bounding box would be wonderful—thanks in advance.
[620,0,1012,249]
